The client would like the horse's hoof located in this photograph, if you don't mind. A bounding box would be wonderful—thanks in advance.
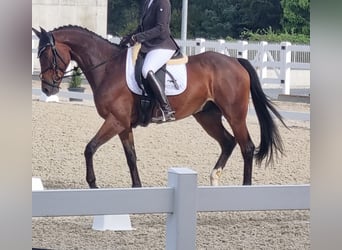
[89,183,99,189]
[132,184,142,188]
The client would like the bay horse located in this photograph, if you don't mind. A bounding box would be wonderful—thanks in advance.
[32,25,286,188]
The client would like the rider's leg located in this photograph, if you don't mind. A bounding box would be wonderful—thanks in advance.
[142,49,176,122]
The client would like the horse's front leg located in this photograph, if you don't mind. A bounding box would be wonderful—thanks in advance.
[84,114,125,188]
[119,128,142,188]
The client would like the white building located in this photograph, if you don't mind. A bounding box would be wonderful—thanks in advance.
[32,0,108,37]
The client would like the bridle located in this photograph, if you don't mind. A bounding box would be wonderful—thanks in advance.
[37,31,127,90]
[38,32,68,89]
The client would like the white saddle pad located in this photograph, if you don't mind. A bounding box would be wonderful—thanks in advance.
[125,47,187,96]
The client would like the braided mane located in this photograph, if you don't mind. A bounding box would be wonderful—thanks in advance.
[51,25,119,47]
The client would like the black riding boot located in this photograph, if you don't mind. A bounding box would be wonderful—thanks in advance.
[146,70,175,123]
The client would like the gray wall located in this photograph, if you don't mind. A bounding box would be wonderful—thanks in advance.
[32,0,108,37]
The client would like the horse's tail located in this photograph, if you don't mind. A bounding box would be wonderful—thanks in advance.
[237,58,287,165]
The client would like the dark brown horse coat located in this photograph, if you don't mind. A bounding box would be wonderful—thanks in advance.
[33,25,286,188]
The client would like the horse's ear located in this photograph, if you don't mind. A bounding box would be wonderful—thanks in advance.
[38,27,50,40]
[32,27,41,38]
[40,26,48,35]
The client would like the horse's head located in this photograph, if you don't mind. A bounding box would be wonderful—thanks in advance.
[32,27,71,96]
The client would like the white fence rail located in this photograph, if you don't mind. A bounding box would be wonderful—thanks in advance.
[32,168,310,250]
[33,33,310,95]
[108,35,310,94]
[31,88,310,121]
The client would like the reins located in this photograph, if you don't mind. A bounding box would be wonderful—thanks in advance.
[61,49,125,79]
[39,30,127,85]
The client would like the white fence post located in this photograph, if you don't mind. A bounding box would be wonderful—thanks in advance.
[195,38,206,54]
[260,41,268,84]
[217,39,225,54]
[166,168,197,250]
[280,42,292,94]
[32,39,35,75]
[32,32,38,74]
[237,40,248,59]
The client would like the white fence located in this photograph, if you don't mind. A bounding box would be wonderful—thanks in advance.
[33,168,310,250]
[33,33,310,95]
[108,35,310,94]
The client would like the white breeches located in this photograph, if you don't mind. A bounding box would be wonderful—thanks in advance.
[142,49,176,78]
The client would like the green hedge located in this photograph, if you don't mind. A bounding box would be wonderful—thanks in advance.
[238,27,309,44]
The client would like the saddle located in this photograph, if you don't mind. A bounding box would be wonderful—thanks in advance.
[132,44,187,126]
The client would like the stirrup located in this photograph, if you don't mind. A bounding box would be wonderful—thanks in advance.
[152,109,175,123]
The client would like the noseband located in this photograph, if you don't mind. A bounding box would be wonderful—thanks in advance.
[38,32,68,89]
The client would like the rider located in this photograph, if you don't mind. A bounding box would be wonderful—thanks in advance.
[120,0,178,122]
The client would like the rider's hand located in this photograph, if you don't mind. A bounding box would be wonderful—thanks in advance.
[129,35,137,46]
[119,35,131,47]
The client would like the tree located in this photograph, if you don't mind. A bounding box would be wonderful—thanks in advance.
[236,0,283,35]
[185,0,283,39]
[106,0,309,42]
[186,0,237,39]
[107,0,141,36]
[281,0,310,35]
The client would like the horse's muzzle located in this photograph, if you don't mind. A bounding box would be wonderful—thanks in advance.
[42,81,60,96]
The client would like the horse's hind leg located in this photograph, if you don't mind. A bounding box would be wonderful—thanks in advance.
[84,115,125,188]
[193,106,237,186]
[228,118,255,185]
[119,128,141,187]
